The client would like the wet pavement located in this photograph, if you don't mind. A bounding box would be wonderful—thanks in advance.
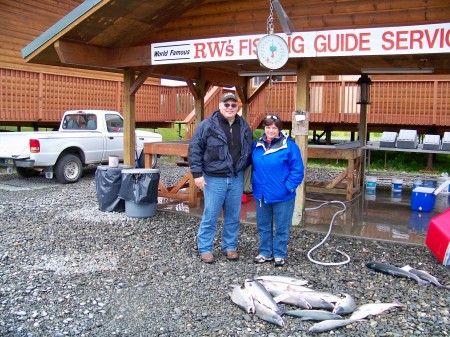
[157,186,450,247]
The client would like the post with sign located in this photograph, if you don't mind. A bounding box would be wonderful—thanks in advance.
[292,110,309,226]
[292,61,310,226]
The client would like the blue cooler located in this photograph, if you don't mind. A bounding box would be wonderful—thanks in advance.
[411,187,436,212]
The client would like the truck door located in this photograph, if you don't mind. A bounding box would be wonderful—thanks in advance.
[104,114,125,160]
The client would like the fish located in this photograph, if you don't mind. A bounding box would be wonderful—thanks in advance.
[253,298,285,327]
[349,299,406,320]
[267,288,335,310]
[309,318,361,333]
[254,275,308,286]
[284,309,342,321]
[333,293,357,315]
[305,290,342,304]
[270,289,312,309]
[401,265,450,290]
[244,279,282,315]
[229,284,255,314]
[295,292,336,310]
[256,279,314,294]
[366,261,429,286]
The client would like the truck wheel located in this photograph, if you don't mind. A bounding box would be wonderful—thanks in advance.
[139,153,157,168]
[55,154,82,183]
[16,167,40,178]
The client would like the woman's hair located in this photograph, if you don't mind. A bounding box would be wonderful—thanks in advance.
[262,114,283,130]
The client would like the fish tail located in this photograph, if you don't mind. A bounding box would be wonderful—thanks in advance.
[393,299,406,307]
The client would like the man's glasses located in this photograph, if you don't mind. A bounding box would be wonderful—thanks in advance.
[266,115,279,120]
[223,103,238,108]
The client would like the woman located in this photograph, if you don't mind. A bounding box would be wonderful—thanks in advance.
[251,115,304,267]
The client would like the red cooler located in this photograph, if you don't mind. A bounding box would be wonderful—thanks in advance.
[425,209,450,266]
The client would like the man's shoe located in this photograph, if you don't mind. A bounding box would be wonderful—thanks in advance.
[225,250,239,261]
[200,253,215,263]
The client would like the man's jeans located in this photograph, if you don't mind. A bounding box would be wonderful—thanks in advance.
[197,172,244,254]
[256,197,295,259]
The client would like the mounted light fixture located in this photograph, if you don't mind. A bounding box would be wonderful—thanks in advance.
[238,70,297,77]
[361,68,434,74]
[357,74,372,105]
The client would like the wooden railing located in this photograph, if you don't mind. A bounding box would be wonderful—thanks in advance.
[1,68,449,132]
[248,79,450,132]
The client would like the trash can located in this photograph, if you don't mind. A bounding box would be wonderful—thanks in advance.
[119,168,160,218]
[95,165,133,212]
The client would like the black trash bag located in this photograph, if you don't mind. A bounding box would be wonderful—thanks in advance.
[95,166,131,212]
[119,170,160,204]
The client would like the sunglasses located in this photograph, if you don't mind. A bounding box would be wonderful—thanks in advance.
[223,103,238,108]
[266,115,279,120]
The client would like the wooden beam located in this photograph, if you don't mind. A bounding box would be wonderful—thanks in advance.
[151,65,245,88]
[109,45,152,68]
[293,60,310,226]
[130,66,154,95]
[194,69,207,128]
[54,40,109,68]
[123,69,136,166]
[185,79,200,101]
[54,40,152,69]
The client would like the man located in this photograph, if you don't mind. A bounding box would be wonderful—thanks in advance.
[188,92,253,263]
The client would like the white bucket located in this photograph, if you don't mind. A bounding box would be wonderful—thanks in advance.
[437,177,450,193]
[366,176,377,190]
[109,155,119,168]
[392,178,403,192]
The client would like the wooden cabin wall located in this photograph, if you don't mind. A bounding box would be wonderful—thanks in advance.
[0,0,159,81]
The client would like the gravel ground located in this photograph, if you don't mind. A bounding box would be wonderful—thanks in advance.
[0,163,449,337]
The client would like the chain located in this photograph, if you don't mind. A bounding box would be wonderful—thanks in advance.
[267,0,274,35]
[266,72,274,114]
[265,0,275,114]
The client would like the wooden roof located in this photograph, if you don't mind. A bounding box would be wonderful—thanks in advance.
[23,0,450,87]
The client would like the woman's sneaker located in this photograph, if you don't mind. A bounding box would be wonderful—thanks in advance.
[274,258,285,267]
[254,255,274,263]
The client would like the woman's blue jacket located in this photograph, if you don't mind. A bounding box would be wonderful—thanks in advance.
[251,133,304,204]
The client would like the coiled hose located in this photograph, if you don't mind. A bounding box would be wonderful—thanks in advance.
[305,199,351,266]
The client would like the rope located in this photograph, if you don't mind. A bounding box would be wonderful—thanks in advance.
[305,199,351,266]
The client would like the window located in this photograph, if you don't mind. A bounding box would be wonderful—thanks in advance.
[105,114,123,132]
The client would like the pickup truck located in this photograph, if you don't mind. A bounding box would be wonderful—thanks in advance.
[0,110,162,183]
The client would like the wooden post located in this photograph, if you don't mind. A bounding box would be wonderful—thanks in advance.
[292,61,310,226]
[358,102,368,185]
[123,69,136,166]
[193,70,206,129]
[240,78,251,121]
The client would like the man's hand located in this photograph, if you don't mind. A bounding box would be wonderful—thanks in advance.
[194,176,206,190]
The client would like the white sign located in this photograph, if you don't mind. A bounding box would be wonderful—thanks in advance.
[151,23,450,65]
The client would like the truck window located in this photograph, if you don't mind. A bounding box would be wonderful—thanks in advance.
[63,114,88,130]
[86,115,97,130]
[63,115,80,129]
[105,114,123,132]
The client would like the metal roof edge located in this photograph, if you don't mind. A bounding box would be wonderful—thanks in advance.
[21,0,103,59]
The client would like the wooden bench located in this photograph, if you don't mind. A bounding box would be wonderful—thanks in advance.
[144,141,203,207]
[306,145,362,201]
